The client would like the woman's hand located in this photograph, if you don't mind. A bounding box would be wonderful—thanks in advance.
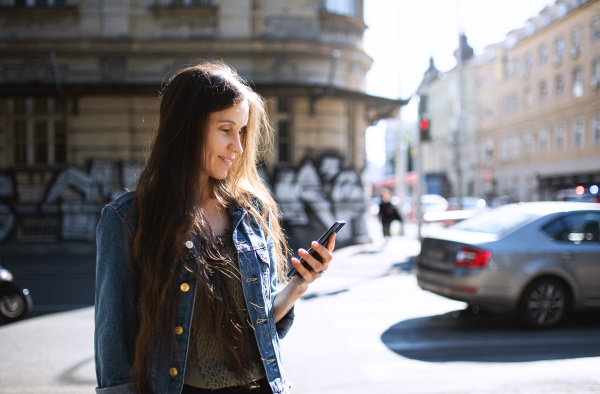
[290,233,336,289]
[272,233,336,323]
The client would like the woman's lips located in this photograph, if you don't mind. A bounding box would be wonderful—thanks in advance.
[220,156,233,166]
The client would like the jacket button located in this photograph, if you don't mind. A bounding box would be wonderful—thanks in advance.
[169,367,178,377]
[180,283,190,292]
[185,240,194,249]
[175,326,183,335]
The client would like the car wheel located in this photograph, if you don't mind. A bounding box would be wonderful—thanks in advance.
[0,292,29,322]
[518,277,569,329]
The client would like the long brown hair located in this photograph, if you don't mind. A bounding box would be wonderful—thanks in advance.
[129,61,287,390]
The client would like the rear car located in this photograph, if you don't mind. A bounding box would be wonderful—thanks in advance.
[0,262,33,323]
[416,202,600,328]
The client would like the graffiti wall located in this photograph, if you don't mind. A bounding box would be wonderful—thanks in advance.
[265,153,370,251]
[0,153,370,251]
[0,159,142,243]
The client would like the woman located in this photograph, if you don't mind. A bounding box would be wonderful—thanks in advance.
[94,62,336,394]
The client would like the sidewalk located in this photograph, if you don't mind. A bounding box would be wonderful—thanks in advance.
[0,216,421,394]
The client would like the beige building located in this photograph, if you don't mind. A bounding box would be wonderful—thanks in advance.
[417,36,480,199]
[0,0,404,250]
[477,0,600,202]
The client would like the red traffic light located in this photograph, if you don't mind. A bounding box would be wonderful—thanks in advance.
[420,119,430,131]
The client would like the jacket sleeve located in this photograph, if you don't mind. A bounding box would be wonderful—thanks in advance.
[94,205,139,393]
[264,219,295,339]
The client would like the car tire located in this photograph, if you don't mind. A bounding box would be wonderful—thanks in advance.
[0,292,29,322]
[518,277,570,329]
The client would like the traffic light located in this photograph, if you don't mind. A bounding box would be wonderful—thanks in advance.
[420,118,431,141]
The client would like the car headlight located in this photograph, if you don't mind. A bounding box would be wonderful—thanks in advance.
[0,268,13,281]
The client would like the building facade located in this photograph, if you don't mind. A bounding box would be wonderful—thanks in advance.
[417,37,480,200]
[477,0,600,202]
[0,0,404,251]
[415,0,599,204]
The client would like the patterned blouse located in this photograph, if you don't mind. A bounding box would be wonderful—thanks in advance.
[184,229,266,389]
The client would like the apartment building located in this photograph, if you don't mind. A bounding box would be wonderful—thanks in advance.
[0,0,403,250]
[477,0,600,202]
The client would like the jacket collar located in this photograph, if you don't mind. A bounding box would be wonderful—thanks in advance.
[230,200,248,231]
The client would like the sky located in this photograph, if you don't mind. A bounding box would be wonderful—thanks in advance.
[363,0,557,99]
[363,0,556,167]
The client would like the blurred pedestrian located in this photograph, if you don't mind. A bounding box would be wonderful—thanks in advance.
[378,188,403,239]
[94,61,337,394]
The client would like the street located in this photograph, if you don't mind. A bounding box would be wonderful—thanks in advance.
[1,253,96,321]
[1,219,599,393]
[281,224,600,394]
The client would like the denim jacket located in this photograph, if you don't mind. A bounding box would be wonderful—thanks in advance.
[94,192,294,394]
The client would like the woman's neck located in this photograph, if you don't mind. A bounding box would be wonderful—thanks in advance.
[200,198,230,236]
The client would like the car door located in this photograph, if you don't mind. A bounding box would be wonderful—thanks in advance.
[542,211,600,303]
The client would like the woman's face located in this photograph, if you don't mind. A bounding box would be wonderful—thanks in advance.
[202,99,249,182]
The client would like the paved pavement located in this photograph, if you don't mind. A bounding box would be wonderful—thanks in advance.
[0,217,413,394]
[1,219,599,393]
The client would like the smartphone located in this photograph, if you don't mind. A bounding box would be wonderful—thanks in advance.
[287,220,346,277]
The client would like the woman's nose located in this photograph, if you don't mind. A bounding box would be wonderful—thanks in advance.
[231,132,243,154]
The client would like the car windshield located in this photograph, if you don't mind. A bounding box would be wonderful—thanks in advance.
[451,209,539,234]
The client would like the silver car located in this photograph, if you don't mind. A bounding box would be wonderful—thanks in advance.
[416,202,600,328]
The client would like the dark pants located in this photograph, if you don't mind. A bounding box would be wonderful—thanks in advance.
[382,220,393,237]
[181,377,272,394]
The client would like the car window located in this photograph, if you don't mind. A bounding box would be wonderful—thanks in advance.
[451,209,537,234]
[543,212,600,244]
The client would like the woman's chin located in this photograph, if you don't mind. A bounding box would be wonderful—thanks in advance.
[209,172,229,181]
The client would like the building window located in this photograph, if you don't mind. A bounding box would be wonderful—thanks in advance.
[524,131,535,157]
[524,86,533,106]
[500,93,519,114]
[592,58,600,89]
[592,114,600,146]
[526,176,535,202]
[572,118,585,149]
[481,73,493,90]
[539,127,550,154]
[6,97,67,166]
[511,56,520,79]
[523,53,533,79]
[570,26,582,58]
[502,54,510,80]
[513,136,521,160]
[592,16,600,41]
[512,176,521,202]
[499,139,508,162]
[322,0,357,17]
[482,139,494,163]
[274,97,292,164]
[555,123,566,152]
[572,67,584,97]
[481,103,493,118]
[539,45,548,65]
[539,80,548,102]
[553,37,565,65]
[499,136,520,161]
[555,74,565,96]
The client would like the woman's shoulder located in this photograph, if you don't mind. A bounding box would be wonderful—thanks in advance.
[102,191,136,220]
[97,191,137,236]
